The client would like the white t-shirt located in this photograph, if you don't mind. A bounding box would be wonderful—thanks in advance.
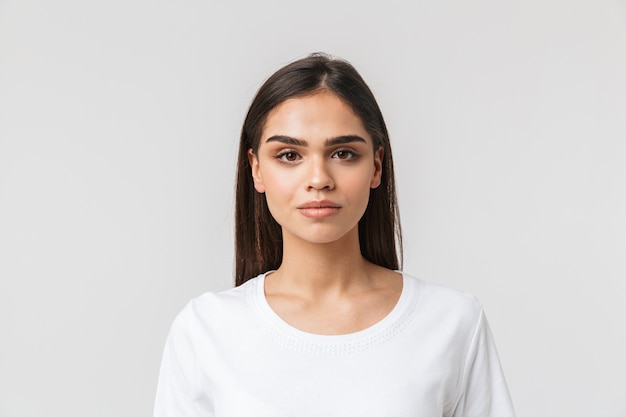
[154,272,515,417]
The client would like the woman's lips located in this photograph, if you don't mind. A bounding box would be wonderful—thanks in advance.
[297,200,341,218]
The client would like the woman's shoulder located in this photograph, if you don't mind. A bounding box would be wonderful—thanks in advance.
[169,274,262,332]
[401,272,485,327]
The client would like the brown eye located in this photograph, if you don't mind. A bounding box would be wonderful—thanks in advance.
[277,151,301,163]
[332,150,357,160]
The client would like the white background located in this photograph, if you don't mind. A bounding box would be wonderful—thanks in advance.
[1,0,625,416]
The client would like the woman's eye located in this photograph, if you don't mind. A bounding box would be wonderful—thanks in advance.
[277,151,300,162]
[332,150,357,160]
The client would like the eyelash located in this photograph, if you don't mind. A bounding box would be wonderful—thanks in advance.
[332,149,359,160]
[275,150,301,163]
[274,149,360,164]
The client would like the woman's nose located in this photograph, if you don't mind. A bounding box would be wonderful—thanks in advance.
[307,157,334,190]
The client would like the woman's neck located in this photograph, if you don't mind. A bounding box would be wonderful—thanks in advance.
[263,227,403,335]
[270,228,375,297]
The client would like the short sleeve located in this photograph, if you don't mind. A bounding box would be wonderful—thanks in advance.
[153,303,209,417]
[450,310,516,417]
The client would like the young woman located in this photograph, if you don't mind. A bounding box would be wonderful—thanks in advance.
[154,53,516,417]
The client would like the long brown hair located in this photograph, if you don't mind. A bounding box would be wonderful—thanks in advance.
[235,52,402,286]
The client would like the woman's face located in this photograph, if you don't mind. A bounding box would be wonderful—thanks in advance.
[249,91,383,246]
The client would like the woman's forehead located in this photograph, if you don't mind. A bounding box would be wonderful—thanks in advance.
[261,92,371,144]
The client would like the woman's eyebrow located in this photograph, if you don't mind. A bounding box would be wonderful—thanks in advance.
[264,135,366,146]
[324,135,367,146]
[265,135,307,146]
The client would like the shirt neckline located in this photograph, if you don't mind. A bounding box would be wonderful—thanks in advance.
[249,271,421,355]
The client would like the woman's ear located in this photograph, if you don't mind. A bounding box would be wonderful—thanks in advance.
[370,146,384,189]
[248,149,265,193]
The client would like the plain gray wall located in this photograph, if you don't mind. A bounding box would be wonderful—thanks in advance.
[1,0,625,416]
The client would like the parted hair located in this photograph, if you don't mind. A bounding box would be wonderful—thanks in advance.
[234,52,402,286]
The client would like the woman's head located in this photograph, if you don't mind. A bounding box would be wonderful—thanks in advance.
[235,52,401,285]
